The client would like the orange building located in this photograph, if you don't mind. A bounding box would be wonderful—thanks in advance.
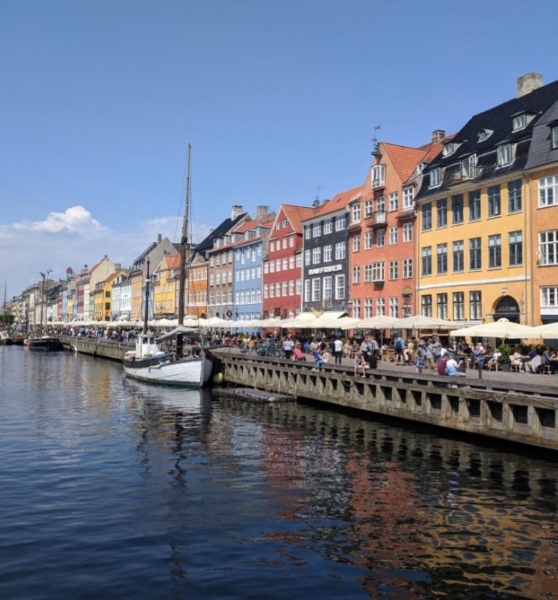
[348,135,447,320]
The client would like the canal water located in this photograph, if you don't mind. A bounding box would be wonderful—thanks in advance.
[1,346,558,599]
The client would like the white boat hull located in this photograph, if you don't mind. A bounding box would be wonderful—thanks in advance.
[123,355,204,387]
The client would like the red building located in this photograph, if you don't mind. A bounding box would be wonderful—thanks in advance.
[263,204,314,319]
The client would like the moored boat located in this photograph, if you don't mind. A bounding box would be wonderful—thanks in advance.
[26,336,64,352]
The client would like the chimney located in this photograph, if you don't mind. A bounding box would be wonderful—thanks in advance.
[157,233,162,243]
[231,205,244,220]
[432,129,446,143]
[256,205,268,218]
[516,72,543,98]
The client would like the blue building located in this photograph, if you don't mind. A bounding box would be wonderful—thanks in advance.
[232,210,275,324]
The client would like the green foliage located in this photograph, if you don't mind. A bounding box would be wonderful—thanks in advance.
[498,343,513,364]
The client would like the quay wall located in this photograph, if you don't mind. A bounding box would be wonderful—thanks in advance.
[209,348,558,452]
[59,335,132,361]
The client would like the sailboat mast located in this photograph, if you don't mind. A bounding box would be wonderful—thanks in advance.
[178,143,191,326]
[2,282,6,330]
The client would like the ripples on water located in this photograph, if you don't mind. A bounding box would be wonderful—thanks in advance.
[1,346,557,599]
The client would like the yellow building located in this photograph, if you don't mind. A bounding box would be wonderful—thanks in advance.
[93,271,126,321]
[415,73,558,326]
[130,270,144,322]
[153,254,180,318]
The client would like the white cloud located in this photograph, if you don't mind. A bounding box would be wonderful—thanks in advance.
[0,206,213,299]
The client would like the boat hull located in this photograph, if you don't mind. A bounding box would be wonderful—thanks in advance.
[123,354,204,387]
[26,337,64,352]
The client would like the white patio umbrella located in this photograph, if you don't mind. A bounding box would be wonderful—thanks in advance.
[451,318,541,339]
[533,322,558,338]
[280,312,320,328]
[393,315,463,330]
[349,315,398,330]
[311,311,356,329]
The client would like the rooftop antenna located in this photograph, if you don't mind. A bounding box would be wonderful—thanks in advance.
[313,186,321,207]
[371,125,381,156]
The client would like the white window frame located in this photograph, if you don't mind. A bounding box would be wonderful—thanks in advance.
[539,175,558,208]
[402,186,414,209]
[389,192,399,212]
[311,278,320,301]
[497,143,513,167]
[334,274,345,300]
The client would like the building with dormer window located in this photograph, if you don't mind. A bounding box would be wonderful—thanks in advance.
[415,72,558,326]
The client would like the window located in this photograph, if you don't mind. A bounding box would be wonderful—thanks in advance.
[264,284,269,298]
[352,265,360,284]
[288,257,294,269]
[437,293,448,320]
[488,185,501,217]
[304,280,310,302]
[282,281,288,297]
[311,278,320,301]
[282,238,287,249]
[296,279,301,295]
[508,180,522,213]
[323,276,332,302]
[539,175,558,207]
[429,167,441,187]
[305,227,310,239]
[335,242,346,260]
[552,126,558,150]
[478,128,493,142]
[509,231,523,266]
[376,229,385,246]
[389,260,398,280]
[403,258,413,278]
[421,246,432,276]
[453,240,464,272]
[352,236,360,253]
[437,198,447,227]
[304,250,311,266]
[470,237,482,270]
[512,113,527,131]
[264,262,269,274]
[296,254,302,268]
[376,298,385,316]
[335,274,345,300]
[351,203,361,223]
[275,282,280,297]
[275,259,281,272]
[442,141,456,156]
[281,258,287,271]
[403,186,414,209]
[436,243,448,274]
[497,143,513,167]
[389,192,399,211]
[364,199,373,218]
[288,235,294,248]
[323,218,332,234]
[462,154,477,179]
[389,297,399,318]
[402,222,412,242]
[540,230,558,265]
[421,295,432,317]
[312,222,321,237]
[269,241,275,252]
[448,292,463,322]
[364,232,373,249]
[451,194,463,224]
[422,203,432,231]
[470,291,482,320]
[352,299,361,319]
[371,261,385,282]
[372,164,385,188]
[364,299,372,319]
[323,244,333,262]
[335,215,347,231]
[312,247,321,264]
[376,195,385,213]
[389,226,398,245]
[364,264,373,282]
[469,190,481,221]
[488,234,502,268]
[541,287,558,307]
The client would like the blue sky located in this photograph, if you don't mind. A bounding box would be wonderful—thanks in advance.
[1,0,557,298]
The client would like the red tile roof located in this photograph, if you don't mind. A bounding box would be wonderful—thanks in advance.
[279,204,315,234]
[301,186,362,221]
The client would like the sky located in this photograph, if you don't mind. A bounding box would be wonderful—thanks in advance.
[1,0,557,298]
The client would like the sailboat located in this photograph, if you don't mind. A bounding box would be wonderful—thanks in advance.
[123,145,211,387]
[26,273,63,352]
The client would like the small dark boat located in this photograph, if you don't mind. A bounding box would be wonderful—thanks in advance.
[26,336,64,352]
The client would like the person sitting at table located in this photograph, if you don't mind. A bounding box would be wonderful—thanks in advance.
[527,345,539,360]
[486,349,501,370]
[446,355,466,376]
[472,343,486,368]
[512,350,525,372]
[541,348,552,371]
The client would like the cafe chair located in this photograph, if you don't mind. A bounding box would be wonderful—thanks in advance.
[541,364,553,375]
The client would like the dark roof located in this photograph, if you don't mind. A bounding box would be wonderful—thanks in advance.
[195,212,248,254]
[525,99,558,170]
[417,80,558,199]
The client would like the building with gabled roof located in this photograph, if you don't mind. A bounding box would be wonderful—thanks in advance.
[263,203,314,319]
[232,209,275,322]
[348,133,449,321]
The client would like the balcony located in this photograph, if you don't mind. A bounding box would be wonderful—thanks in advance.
[365,211,387,228]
